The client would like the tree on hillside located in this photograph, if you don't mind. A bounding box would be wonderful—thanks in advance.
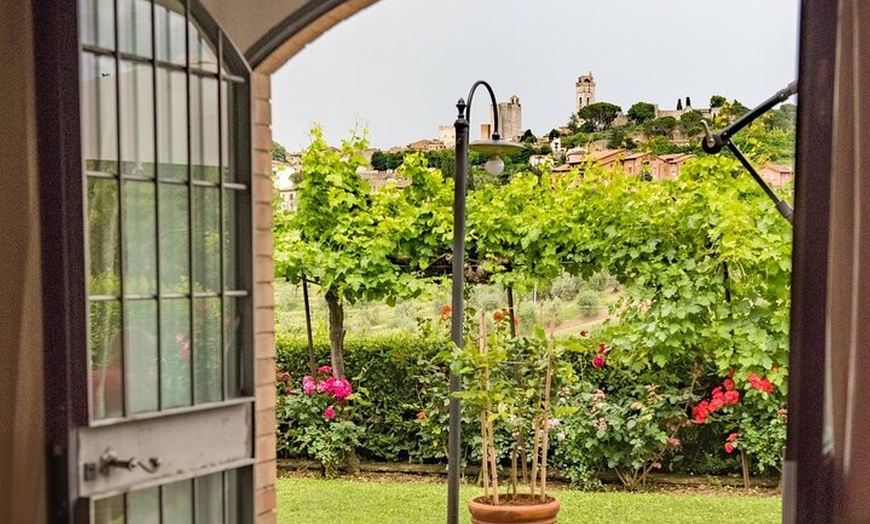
[271,140,289,163]
[710,95,727,108]
[685,96,692,108]
[521,129,537,143]
[766,103,797,130]
[643,116,678,137]
[548,129,561,140]
[627,102,657,124]
[676,98,683,111]
[679,110,705,138]
[576,102,623,131]
[370,150,388,171]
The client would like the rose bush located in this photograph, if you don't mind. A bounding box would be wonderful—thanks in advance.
[276,365,361,476]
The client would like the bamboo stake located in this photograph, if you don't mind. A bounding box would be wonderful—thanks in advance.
[480,311,499,504]
[539,315,557,502]
[478,314,490,499]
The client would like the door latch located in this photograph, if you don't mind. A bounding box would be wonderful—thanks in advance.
[98,449,161,477]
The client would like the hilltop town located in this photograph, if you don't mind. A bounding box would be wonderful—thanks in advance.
[274,72,796,210]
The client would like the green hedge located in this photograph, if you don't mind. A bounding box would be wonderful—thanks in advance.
[276,333,760,481]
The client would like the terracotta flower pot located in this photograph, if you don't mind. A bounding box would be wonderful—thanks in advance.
[468,495,560,524]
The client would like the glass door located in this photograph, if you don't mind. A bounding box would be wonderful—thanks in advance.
[76,0,254,520]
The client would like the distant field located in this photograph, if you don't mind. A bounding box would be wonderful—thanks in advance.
[273,278,621,338]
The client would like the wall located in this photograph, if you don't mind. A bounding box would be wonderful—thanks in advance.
[0,0,47,520]
[252,72,279,523]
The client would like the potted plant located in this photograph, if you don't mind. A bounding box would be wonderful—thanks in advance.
[451,310,576,524]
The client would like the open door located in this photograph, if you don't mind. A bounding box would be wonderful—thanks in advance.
[39,0,255,521]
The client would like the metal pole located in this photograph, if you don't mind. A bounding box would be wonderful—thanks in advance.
[447,98,469,524]
[302,275,317,376]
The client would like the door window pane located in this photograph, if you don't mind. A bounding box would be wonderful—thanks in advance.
[120,61,155,177]
[193,186,220,292]
[154,0,186,64]
[79,0,115,50]
[127,486,159,524]
[94,494,125,524]
[123,181,156,295]
[195,472,224,523]
[91,300,123,419]
[161,298,191,408]
[224,297,246,398]
[191,76,220,182]
[156,68,188,180]
[161,478,193,523]
[223,189,240,291]
[81,54,118,177]
[119,0,152,58]
[125,300,159,414]
[88,178,121,295]
[194,297,222,403]
[189,21,218,73]
[159,184,189,293]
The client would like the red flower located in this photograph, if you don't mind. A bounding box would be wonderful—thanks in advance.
[727,432,739,442]
[692,401,710,424]
[777,407,787,416]
[598,343,607,353]
[439,305,452,321]
[416,411,426,420]
[709,395,725,411]
[493,310,505,322]
[724,442,735,454]
[324,405,335,420]
[723,390,740,405]
[592,355,606,369]
[513,316,520,327]
[748,372,774,393]
[712,386,723,397]
[280,372,291,382]
[723,378,735,391]
[317,365,332,375]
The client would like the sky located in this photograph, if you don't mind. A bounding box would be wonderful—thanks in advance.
[271,0,800,151]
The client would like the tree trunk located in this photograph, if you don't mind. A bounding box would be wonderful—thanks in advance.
[325,290,358,473]
[325,291,346,379]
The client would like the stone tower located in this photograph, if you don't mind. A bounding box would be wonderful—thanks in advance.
[575,72,596,113]
[492,94,522,142]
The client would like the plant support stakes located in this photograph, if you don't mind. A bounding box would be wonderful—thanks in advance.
[448,80,524,524]
[701,80,797,225]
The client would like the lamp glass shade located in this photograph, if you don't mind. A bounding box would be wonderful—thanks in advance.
[469,139,525,156]
[484,156,505,176]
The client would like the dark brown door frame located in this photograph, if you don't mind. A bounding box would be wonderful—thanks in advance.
[33,0,89,522]
[785,1,837,523]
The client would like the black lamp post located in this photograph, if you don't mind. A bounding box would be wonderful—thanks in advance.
[447,80,524,524]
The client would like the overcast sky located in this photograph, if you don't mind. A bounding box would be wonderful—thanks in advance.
[271,0,799,151]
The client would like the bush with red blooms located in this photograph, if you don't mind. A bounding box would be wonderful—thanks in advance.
[275,364,361,476]
[691,369,787,474]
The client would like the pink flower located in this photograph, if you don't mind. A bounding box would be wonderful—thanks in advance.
[592,354,606,369]
[316,380,328,393]
[723,378,735,391]
[302,375,316,395]
[280,372,291,382]
[724,442,735,454]
[667,437,681,449]
[547,419,561,429]
[324,405,335,419]
[330,378,353,399]
[317,365,332,375]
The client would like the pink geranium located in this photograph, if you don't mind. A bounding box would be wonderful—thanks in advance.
[592,354,606,369]
[317,365,332,375]
[323,405,335,419]
[302,375,316,395]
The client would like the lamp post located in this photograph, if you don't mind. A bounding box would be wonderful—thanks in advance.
[447,80,524,524]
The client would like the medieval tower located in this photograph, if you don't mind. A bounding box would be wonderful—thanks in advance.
[491,94,523,142]
[575,72,596,113]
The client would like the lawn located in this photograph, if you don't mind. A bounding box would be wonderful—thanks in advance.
[276,476,781,524]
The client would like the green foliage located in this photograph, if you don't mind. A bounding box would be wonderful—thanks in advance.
[676,98,683,111]
[643,116,678,137]
[271,140,290,163]
[370,150,388,171]
[710,95,727,108]
[521,129,537,143]
[627,102,656,124]
[576,102,623,131]
[679,110,705,139]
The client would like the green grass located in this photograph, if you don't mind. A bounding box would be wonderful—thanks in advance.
[276,477,781,524]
